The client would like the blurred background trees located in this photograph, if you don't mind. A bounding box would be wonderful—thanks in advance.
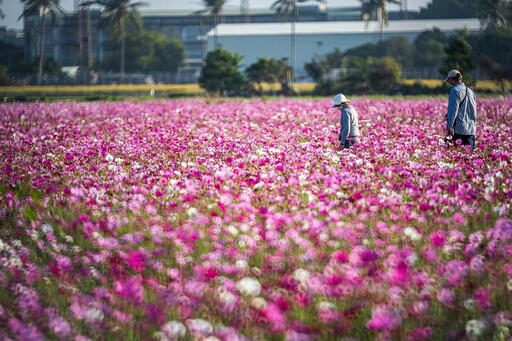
[198,47,248,96]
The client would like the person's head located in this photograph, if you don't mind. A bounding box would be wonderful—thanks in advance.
[332,93,350,109]
[443,70,462,85]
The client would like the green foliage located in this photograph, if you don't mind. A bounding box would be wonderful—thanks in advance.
[368,57,402,93]
[343,37,414,67]
[100,30,184,72]
[416,0,478,19]
[18,0,66,24]
[360,0,401,22]
[416,0,512,31]
[9,57,62,75]
[245,57,292,95]
[306,47,402,95]
[338,56,402,95]
[0,65,11,85]
[439,31,473,83]
[304,48,344,95]
[199,48,249,96]
[338,56,373,94]
[471,28,512,93]
[87,0,147,35]
[0,41,24,68]
[474,0,512,31]
[413,28,448,66]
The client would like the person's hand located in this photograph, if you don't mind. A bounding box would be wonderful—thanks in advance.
[447,128,454,136]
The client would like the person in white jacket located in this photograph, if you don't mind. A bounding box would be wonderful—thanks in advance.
[332,93,361,149]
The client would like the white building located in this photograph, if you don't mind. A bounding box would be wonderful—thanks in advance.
[206,19,481,77]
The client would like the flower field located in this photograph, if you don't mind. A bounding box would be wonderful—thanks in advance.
[0,98,511,340]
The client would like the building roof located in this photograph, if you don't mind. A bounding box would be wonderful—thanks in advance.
[206,18,481,36]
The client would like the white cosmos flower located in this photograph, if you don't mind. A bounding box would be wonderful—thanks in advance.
[236,277,262,296]
[251,297,267,309]
[161,320,186,338]
[465,319,486,339]
[41,223,54,234]
[403,227,422,241]
[235,259,248,270]
[204,336,221,341]
[463,299,476,310]
[292,268,311,285]
[152,331,168,341]
[186,318,213,336]
[507,279,512,291]
[85,308,104,322]
[317,301,336,311]
[187,207,198,217]
[219,290,237,305]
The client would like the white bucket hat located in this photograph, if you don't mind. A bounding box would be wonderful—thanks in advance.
[332,93,349,107]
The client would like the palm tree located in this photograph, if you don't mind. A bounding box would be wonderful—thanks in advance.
[18,0,66,84]
[0,0,5,20]
[84,0,148,83]
[360,0,400,41]
[202,0,228,50]
[478,0,511,31]
[270,0,324,82]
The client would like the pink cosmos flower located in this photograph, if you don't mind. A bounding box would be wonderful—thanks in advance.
[442,260,468,286]
[429,230,446,248]
[114,277,144,304]
[261,303,286,332]
[127,250,146,272]
[8,318,45,341]
[469,255,486,273]
[407,327,434,340]
[366,305,402,331]
[437,288,455,306]
[474,287,492,311]
[48,315,72,338]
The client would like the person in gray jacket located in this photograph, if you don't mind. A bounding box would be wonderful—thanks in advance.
[332,93,361,149]
[443,70,477,149]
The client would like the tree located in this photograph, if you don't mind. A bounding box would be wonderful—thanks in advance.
[416,0,478,19]
[199,47,249,96]
[10,57,62,75]
[476,0,512,31]
[368,56,402,93]
[335,56,402,94]
[339,56,373,94]
[0,0,5,20]
[18,0,66,84]
[100,29,184,72]
[84,0,148,83]
[304,48,344,95]
[472,28,512,93]
[0,41,24,67]
[271,0,325,81]
[343,36,414,67]
[201,0,227,49]
[245,57,292,95]
[440,31,473,83]
[360,0,401,41]
[413,28,448,66]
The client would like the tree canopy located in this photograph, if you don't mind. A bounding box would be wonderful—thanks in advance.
[100,30,184,72]
[199,47,248,96]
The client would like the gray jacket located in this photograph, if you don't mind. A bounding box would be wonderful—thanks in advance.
[339,104,361,144]
[446,82,477,135]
